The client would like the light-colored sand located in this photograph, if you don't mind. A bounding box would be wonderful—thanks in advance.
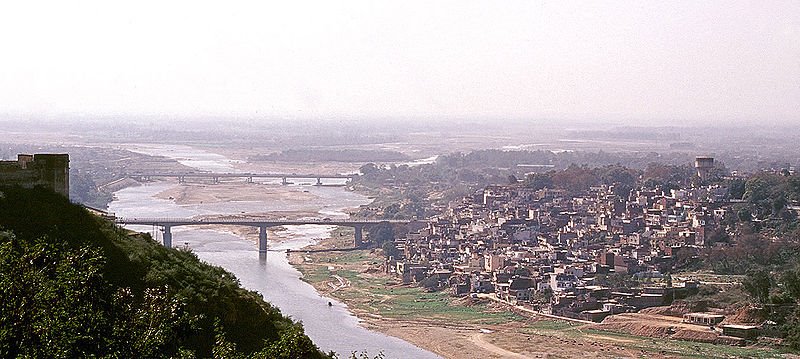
[154,183,318,205]
[361,316,672,359]
[194,225,318,244]
[152,182,327,243]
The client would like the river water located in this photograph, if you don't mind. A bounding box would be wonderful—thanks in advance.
[107,145,440,359]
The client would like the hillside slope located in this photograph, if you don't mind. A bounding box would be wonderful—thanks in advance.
[0,186,326,358]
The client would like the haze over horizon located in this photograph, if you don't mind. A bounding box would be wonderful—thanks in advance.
[1,1,798,125]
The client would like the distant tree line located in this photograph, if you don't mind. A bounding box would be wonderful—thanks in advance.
[249,149,410,163]
[353,149,717,219]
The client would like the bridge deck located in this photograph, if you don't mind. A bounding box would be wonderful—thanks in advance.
[114,217,416,250]
[115,217,409,226]
[128,172,354,179]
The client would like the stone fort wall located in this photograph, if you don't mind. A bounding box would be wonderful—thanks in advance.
[0,154,70,199]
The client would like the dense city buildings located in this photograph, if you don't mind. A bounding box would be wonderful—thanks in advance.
[384,163,778,336]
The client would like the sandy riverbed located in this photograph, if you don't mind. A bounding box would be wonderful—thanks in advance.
[154,182,318,205]
[150,182,347,243]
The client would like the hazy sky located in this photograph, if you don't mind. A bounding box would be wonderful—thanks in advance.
[1,1,798,124]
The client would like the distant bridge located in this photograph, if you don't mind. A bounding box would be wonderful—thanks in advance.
[127,172,356,185]
[115,217,413,252]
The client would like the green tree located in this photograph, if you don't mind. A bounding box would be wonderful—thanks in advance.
[524,172,553,190]
[0,232,198,358]
[742,268,772,304]
[359,163,378,175]
[257,326,322,359]
[381,241,400,259]
[551,164,600,193]
[785,311,800,350]
[367,223,394,245]
[507,174,519,184]
[597,164,639,196]
[727,178,746,199]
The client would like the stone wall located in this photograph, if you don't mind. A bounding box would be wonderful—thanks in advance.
[0,154,70,198]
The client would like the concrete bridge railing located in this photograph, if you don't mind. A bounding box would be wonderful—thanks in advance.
[115,217,413,252]
[127,172,356,185]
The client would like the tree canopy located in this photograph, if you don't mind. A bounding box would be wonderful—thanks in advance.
[0,186,327,358]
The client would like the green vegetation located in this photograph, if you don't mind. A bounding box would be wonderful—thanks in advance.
[726,171,800,234]
[296,247,521,326]
[369,287,519,324]
[739,264,800,349]
[0,186,328,358]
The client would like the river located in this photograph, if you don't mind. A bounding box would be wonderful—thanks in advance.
[107,144,440,359]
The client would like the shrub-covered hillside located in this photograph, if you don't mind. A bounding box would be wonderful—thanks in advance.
[0,186,327,358]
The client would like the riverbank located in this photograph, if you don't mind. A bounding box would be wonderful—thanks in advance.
[109,179,441,358]
[288,234,524,359]
[290,234,788,359]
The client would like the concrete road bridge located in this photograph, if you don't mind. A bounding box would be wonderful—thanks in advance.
[115,217,413,252]
[127,172,355,185]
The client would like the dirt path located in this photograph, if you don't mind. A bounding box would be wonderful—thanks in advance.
[377,324,522,359]
[477,293,594,325]
[469,332,529,358]
[583,333,636,344]
[329,274,350,291]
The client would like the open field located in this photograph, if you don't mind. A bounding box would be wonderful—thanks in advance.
[674,271,746,285]
[521,320,790,359]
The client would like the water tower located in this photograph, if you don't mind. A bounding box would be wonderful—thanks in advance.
[694,156,714,181]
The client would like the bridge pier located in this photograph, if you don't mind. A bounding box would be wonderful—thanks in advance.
[259,225,268,254]
[178,176,185,183]
[117,218,408,254]
[212,176,220,184]
[354,225,363,247]
[281,177,288,185]
[316,177,322,186]
[162,225,173,248]
[246,176,253,183]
